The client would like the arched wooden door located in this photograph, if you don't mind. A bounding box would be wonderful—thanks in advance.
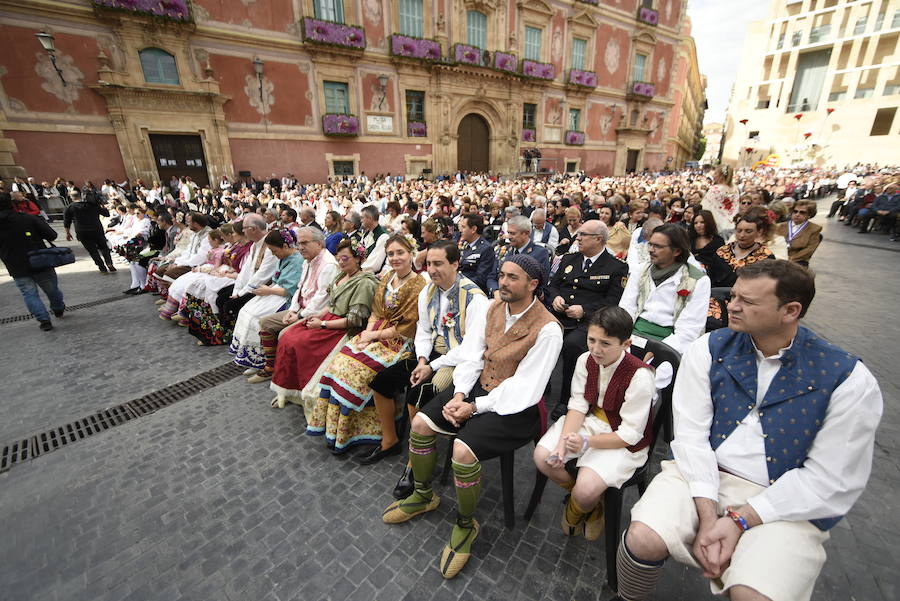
[457,114,490,173]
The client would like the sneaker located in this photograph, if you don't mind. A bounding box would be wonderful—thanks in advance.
[242,367,257,376]
[53,307,65,318]
[39,320,53,331]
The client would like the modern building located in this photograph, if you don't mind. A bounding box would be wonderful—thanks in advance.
[0,0,705,185]
[721,0,900,168]
[700,121,723,165]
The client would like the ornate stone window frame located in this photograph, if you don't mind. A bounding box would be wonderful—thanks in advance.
[518,0,554,63]
[457,0,502,51]
[137,46,182,88]
[567,12,598,72]
[390,0,433,40]
[326,152,360,176]
[315,65,359,123]
[404,153,433,176]
[563,156,581,173]
[630,30,657,82]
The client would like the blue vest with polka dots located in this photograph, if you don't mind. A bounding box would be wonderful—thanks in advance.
[707,326,858,531]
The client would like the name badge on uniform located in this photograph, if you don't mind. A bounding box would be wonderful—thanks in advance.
[467,253,480,260]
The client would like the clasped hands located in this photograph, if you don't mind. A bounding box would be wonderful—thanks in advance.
[442,393,475,427]
[547,432,586,469]
[691,502,759,580]
[551,296,584,319]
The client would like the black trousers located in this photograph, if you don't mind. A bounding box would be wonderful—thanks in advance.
[76,230,113,268]
[218,287,253,326]
[556,324,589,414]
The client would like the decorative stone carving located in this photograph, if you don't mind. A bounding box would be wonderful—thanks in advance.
[656,57,667,82]
[601,114,613,136]
[193,4,210,22]
[35,52,84,106]
[240,0,255,5]
[243,74,275,116]
[663,0,672,22]
[604,39,620,74]
[364,0,382,24]
[97,35,126,72]
[297,62,311,74]
[369,78,391,112]
[551,25,563,63]
[8,98,27,113]
[305,115,313,127]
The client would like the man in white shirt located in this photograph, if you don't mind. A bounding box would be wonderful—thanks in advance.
[615,260,882,601]
[251,227,337,385]
[382,254,562,580]
[360,205,389,273]
[372,240,488,490]
[221,214,278,326]
[619,224,710,354]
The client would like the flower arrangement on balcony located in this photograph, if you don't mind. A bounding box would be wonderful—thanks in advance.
[323,114,360,136]
[522,129,536,143]
[567,69,598,88]
[92,0,191,22]
[301,18,366,50]
[521,60,556,81]
[407,121,427,137]
[453,44,486,66]
[637,7,659,26]
[565,130,585,146]
[630,81,655,98]
[390,34,442,61]
[493,52,517,74]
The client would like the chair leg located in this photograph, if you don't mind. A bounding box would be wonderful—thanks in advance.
[500,451,516,530]
[604,487,624,592]
[523,471,549,521]
[440,435,454,486]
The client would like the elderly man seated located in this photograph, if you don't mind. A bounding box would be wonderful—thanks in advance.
[249,226,338,386]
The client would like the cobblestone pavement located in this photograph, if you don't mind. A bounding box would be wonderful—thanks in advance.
[0,204,897,601]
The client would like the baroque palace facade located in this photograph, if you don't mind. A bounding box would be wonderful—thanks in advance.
[0,0,705,185]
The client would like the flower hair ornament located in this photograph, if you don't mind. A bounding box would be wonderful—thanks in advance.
[403,232,419,253]
[350,242,367,261]
[280,228,297,248]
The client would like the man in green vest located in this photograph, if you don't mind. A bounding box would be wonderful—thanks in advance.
[360,205,389,273]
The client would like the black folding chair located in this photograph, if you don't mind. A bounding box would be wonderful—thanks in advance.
[523,339,680,591]
[440,399,548,529]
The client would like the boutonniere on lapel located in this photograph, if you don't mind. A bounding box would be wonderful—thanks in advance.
[441,311,456,328]
[676,288,691,297]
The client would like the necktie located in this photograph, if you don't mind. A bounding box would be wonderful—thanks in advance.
[583,259,592,272]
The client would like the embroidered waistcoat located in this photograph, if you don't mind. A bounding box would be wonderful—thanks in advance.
[479,299,560,392]
[584,353,653,452]
[707,327,858,530]
[426,275,484,351]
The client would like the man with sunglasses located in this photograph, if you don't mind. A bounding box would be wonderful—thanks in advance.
[548,220,628,418]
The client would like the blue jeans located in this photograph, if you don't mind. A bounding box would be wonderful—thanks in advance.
[14,270,65,322]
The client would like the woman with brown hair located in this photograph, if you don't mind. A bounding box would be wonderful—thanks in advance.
[413,218,443,271]
[309,234,427,457]
[710,208,775,288]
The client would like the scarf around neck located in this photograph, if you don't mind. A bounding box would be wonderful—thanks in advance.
[649,262,682,287]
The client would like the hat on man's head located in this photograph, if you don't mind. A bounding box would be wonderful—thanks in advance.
[502,253,546,288]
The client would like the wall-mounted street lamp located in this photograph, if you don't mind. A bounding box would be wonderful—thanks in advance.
[35,32,67,87]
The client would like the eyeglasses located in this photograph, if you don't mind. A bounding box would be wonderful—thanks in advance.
[792,209,808,215]
[647,242,670,250]
[739,201,752,206]
[575,232,602,238]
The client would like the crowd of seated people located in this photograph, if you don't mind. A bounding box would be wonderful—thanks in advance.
[8,163,891,596]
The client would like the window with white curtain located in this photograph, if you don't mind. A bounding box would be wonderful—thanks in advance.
[571,38,586,70]
[633,53,647,81]
[467,11,487,49]
[787,49,831,112]
[525,26,542,61]
[569,108,581,131]
[315,0,343,23]
[399,0,423,37]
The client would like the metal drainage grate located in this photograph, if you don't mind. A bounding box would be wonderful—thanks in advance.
[0,362,244,474]
[0,294,132,325]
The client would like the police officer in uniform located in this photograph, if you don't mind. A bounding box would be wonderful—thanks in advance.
[547,220,628,418]
[457,213,496,294]
[488,215,550,297]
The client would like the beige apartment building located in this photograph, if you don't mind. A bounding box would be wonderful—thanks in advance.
[721,0,900,168]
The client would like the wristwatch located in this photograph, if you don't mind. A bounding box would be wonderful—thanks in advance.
[320,321,327,329]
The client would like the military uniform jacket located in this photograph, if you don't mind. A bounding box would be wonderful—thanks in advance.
[458,236,497,294]
[547,248,628,329]
[488,241,551,294]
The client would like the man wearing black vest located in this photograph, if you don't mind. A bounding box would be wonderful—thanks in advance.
[613,260,882,601]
